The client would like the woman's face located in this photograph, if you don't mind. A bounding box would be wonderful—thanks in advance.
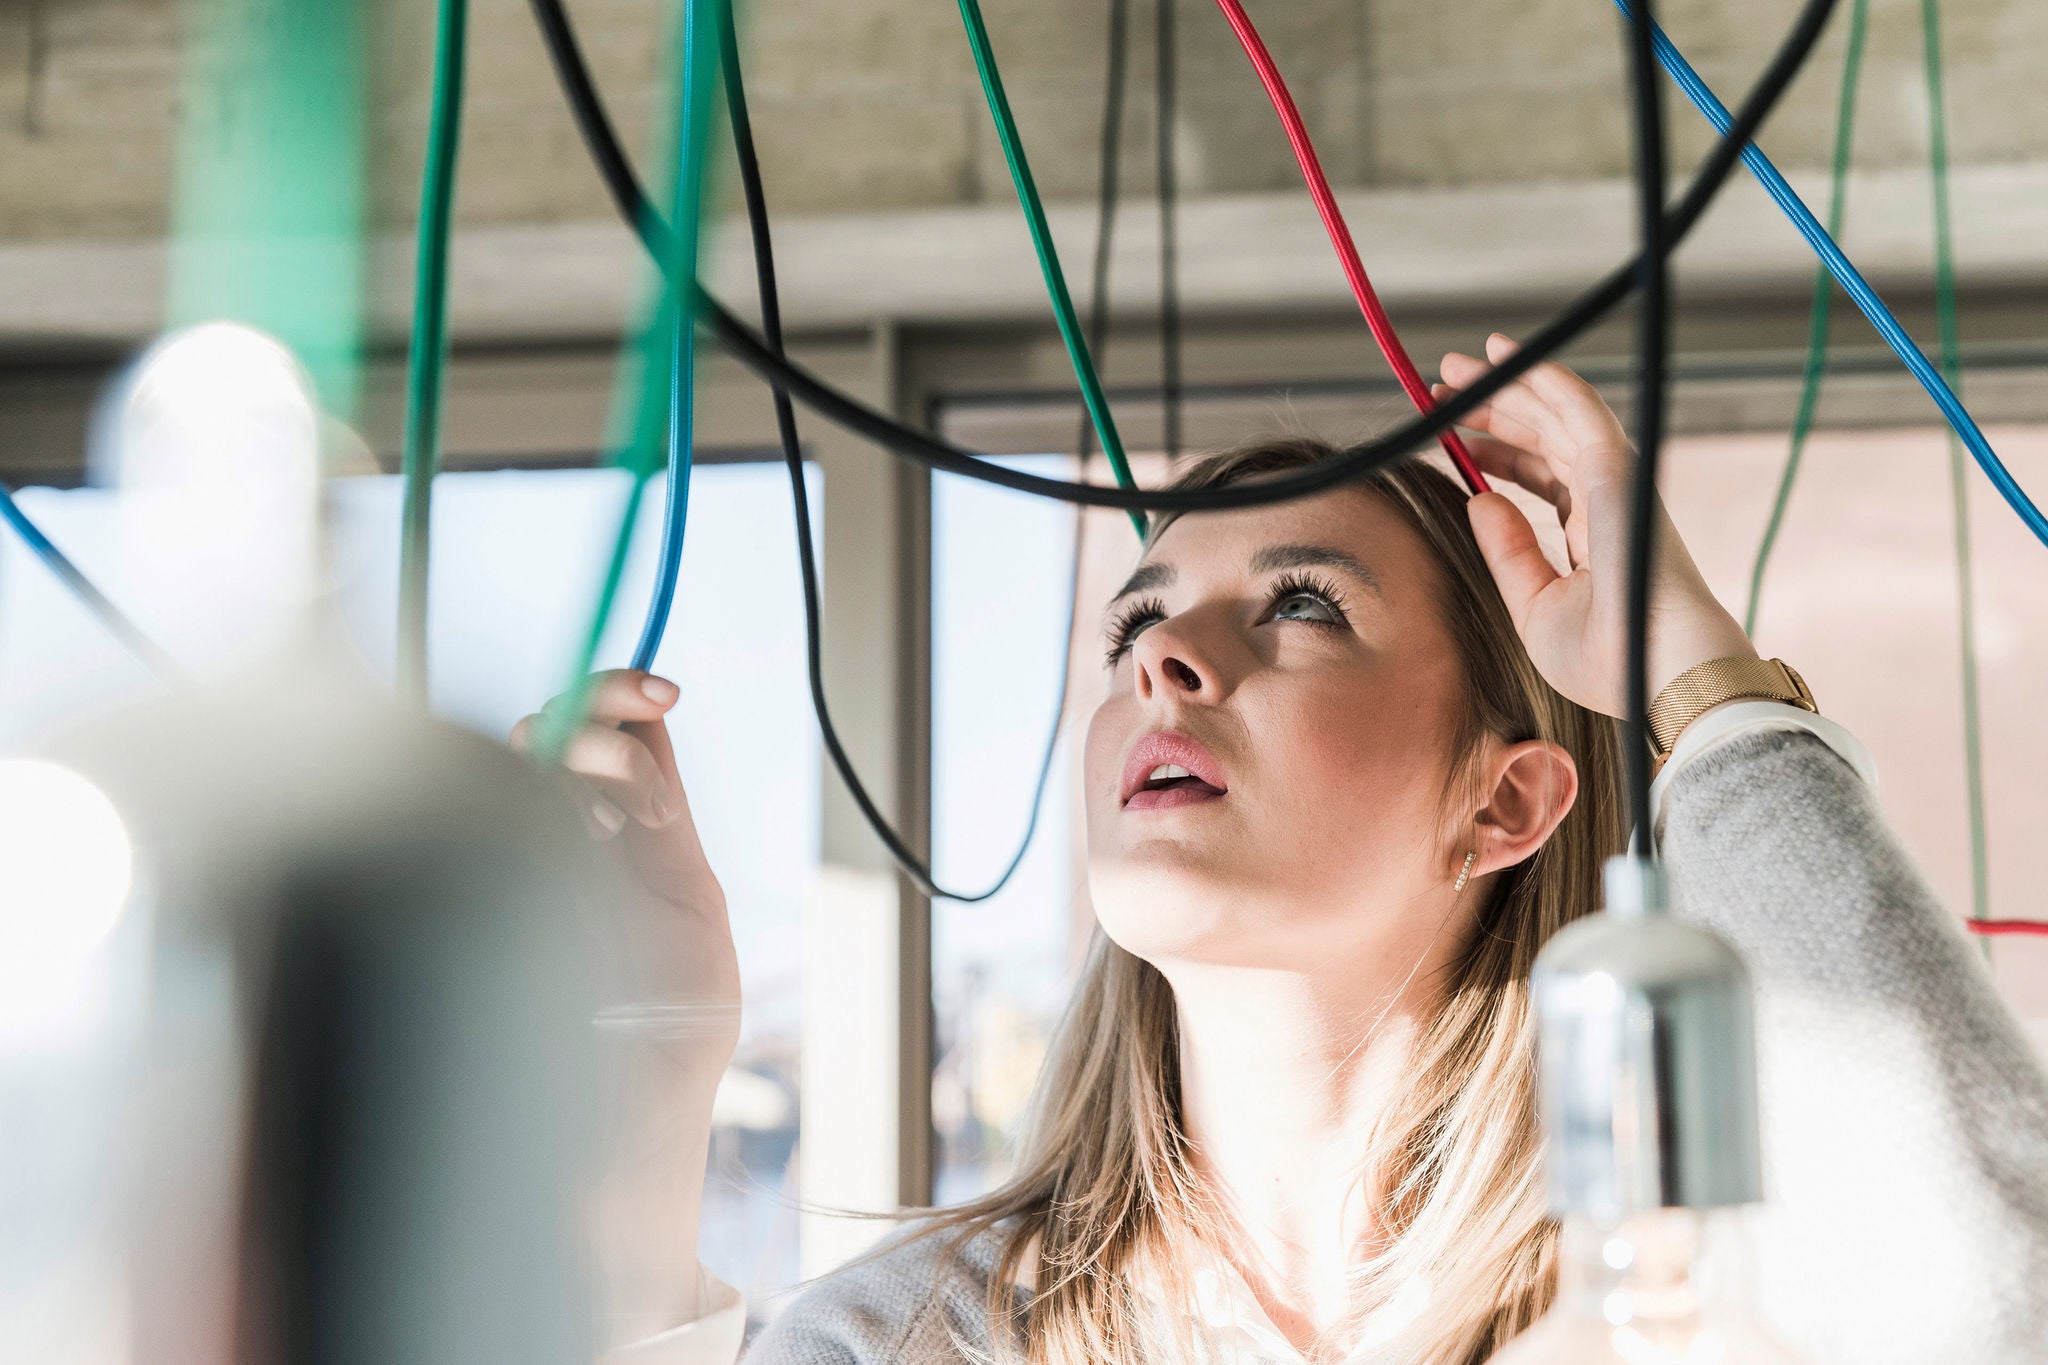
[1083,486,1473,970]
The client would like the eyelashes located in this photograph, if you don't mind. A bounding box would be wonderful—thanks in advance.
[1103,595,1166,667]
[1102,571,1351,667]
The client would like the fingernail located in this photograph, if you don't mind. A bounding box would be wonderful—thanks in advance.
[642,675,679,706]
[651,789,677,825]
[592,796,628,836]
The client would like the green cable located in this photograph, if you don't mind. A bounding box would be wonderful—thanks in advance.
[537,0,717,762]
[398,0,469,704]
[170,0,366,418]
[1919,0,1992,926]
[1743,0,1867,636]
[955,0,1147,539]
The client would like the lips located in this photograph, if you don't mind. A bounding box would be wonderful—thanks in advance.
[1120,731,1229,812]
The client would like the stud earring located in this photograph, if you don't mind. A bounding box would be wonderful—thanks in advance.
[1453,850,1477,893]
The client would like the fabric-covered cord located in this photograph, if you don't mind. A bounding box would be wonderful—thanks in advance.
[1742,0,1867,637]
[1611,0,2047,551]
[1210,0,1486,493]
[396,0,468,703]
[955,0,1146,538]
[720,6,1073,902]
[523,0,1842,517]
[1918,0,1992,929]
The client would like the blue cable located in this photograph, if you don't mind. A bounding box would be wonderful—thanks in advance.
[0,480,183,682]
[626,0,708,674]
[630,303,695,672]
[1613,0,2048,548]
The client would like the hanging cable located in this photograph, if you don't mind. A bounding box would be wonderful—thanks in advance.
[1965,920,2048,938]
[626,0,710,673]
[1078,0,1129,464]
[1743,0,1867,636]
[719,4,1071,902]
[396,0,468,704]
[955,0,1145,538]
[1210,0,1486,494]
[0,481,182,683]
[1609,0,2048,552]
[526,0,1840,518]
[1156,0,1183,462]
[1918,0,1993,931]
[1620,0,1671,853]
[534,0,714,760]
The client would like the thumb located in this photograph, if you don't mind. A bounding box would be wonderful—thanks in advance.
[1467,490,1557,632]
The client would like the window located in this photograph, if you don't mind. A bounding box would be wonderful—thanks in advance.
[0,462,824,1311]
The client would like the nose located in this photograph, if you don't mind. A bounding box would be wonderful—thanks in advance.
[1132,616,1219,702]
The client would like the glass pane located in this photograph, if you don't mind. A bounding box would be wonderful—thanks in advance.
[929,454,1165,1202]
[0,463,822,1316]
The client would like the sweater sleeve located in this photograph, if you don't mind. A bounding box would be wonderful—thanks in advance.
[1657,728,2048,1365]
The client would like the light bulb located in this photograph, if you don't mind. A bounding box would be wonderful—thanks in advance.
[1489,857,1815,1364]
[1489,1208,1809,1363]
[98,321,324,679]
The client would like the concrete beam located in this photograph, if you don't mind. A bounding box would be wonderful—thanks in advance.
[5,159,2048,351]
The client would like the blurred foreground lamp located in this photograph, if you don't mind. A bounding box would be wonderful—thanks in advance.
[1489,857,1812,1363]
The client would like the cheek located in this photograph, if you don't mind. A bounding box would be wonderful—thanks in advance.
[1256,668,1459,859]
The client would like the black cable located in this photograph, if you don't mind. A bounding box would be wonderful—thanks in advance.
[1156,0,1183,461]
[718,4,1071,904]
[525,0,1839,518]
[1622,0,1670,853]
[1079,0,1130,462]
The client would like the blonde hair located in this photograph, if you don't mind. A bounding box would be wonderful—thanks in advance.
[918,440,1627,1363]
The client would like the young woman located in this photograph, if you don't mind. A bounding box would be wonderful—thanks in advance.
[521,336,2048,1364]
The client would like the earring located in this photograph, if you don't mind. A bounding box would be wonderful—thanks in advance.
[1453,850,1477,893]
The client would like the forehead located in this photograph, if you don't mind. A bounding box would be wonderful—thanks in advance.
[1139,484,1432,584]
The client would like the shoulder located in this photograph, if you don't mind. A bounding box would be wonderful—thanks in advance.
[742,1220,1021,1365]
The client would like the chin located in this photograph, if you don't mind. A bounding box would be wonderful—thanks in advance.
[1088,847,1304,968]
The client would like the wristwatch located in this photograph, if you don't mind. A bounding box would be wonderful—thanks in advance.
[1647,656,1816,770]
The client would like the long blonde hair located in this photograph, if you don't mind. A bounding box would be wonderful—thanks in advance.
[919,440,1627,1363]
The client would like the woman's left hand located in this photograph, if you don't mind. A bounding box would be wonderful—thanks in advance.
[1434,332,1757,719]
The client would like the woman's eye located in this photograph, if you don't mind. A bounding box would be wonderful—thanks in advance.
[1273,592,1336,622]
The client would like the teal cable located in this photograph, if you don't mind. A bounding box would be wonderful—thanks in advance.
[955,0,1147,539]
[1743,0,1866,636]
[538,0,716,761]
[397,0,468,703]
[1920,0,1991,926]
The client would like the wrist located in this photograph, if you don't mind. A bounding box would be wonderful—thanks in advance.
[1648,614,1757,700]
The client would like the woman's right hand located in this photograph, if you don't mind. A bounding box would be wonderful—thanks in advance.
[512,669,741,1080]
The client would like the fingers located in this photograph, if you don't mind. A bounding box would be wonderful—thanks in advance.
[1434,415,1570,509]
[1434,359,1557,456]
[510,670,685,835]
[562,724,678,830]
[1480,333,1634,485]
[549,669,680,728]
[1467,491,1561,632]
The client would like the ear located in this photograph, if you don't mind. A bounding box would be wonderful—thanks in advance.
[1466,739,1578,879]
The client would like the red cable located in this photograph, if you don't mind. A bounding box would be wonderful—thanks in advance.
[1965,919,2048,938]
[1215,4,2048,939]
[1211,0,1488,494]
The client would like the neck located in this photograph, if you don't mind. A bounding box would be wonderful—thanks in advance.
[1162,898,1468,1350]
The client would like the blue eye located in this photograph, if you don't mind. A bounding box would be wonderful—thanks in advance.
[1274,591,1336,622]
[1266,573,1349,628]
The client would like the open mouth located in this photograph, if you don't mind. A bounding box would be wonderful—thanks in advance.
[1120,733,1229,812]
[1127,763,1227,812]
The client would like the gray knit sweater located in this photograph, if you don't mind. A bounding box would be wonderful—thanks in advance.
[745,731,2048,1363]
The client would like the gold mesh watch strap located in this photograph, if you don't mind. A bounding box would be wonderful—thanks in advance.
[1647,656,1816,759]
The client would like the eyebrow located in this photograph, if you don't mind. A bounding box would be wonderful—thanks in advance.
[1248,543,1384,595]
[1108,560,1175,605]
[1104,542,1383,610]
